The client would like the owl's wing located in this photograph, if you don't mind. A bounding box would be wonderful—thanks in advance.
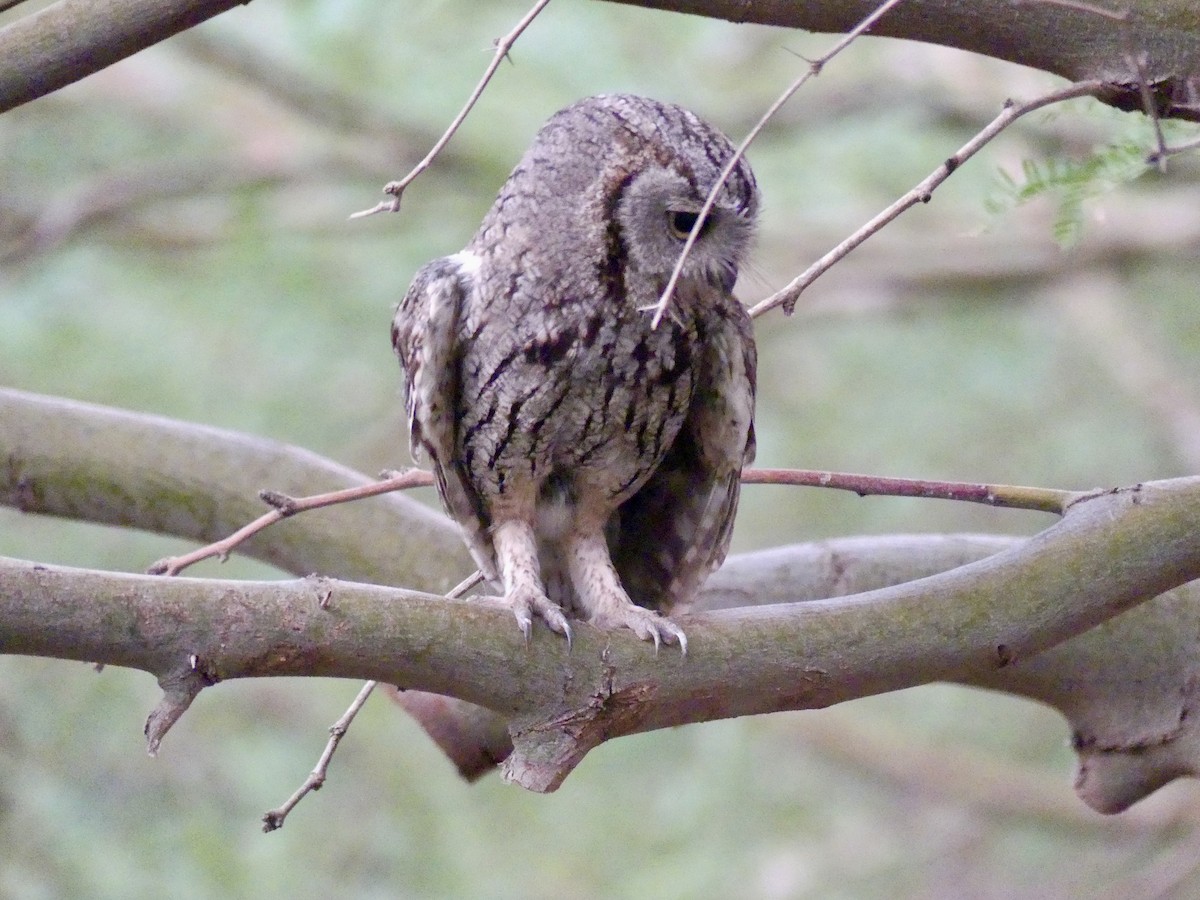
[611,304,757,614]
[391,255,497,580]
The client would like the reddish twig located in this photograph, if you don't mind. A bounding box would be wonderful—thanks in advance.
[742,468,1076,515]
[147,463,1075,580]
[147,468,435,577]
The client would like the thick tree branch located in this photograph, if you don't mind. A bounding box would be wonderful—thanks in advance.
[603,0,1200,120]
[4,0,1200,119]
[4,476,1200,800]
[6,389,1200,808]
[0,388,472,591]
[712,538,1200,815]
[0,0,249,114]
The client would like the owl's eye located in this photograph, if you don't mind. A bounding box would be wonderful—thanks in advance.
[667,210,713,241]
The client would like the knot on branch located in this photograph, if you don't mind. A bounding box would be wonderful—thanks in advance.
[259,489,298,515]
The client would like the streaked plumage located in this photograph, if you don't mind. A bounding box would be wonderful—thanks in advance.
[392,94,758,650]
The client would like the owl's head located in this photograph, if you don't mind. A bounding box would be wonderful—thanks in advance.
[616,161,757,293]
[494,94,758,295]
[574,94,759,293]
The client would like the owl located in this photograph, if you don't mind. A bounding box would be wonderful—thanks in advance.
[392,94,757,651]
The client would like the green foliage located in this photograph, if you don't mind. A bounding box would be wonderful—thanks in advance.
[985,108,1197,247]
[988,140,1150,246]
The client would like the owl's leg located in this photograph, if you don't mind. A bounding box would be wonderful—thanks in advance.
[565,529,687,653]
[491,519,573,644]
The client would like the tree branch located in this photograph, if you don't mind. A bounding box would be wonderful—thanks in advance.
[0,387,473,591]
[601,0,1200,121]
[4,0,1200,120]
[4,475,1200,800]
[0,0,249,114]
[6,388,1200,809]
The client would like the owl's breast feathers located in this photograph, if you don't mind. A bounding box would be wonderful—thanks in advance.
[394,246,754,613]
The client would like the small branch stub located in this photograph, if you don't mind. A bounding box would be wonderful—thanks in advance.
[145,664,215,756]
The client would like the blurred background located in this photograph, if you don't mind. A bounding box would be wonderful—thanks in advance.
[3,1,1200,897]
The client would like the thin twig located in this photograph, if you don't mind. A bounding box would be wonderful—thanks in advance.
[349,0,554,219]
[261,679,377,832]
[147,462,1075,579]
[648,0,909,328]
[261,570,484,832]
[1148,133,1200,165]
[742,469,1075,515]
[147,468,435,576]
[750,79,1107,319]
[1128,49,1169,171]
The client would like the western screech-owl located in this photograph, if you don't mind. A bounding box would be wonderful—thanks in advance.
[392,94,758,651]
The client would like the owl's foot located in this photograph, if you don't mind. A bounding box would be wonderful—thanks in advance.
[565,529,688,653]
[591,604,687,655]
[503,585,573,647]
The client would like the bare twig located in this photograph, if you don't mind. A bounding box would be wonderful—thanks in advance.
[348,0,554,219]
[147,464,1075,579]
[147,463,1074,579]
[742,469,1076,515]
[1147,134,1200,164]
[261,679,377,832]
[750,79,1108,319]
[261,570,484,832]
[647,0,909,328]
[147,468,435,576]
[1128,48,1170,171]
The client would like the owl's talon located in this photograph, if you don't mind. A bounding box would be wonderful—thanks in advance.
[503,587,572,645]
[592,604,687,654]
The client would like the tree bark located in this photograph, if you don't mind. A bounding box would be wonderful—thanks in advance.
[3,0,1200,118]
[605,0,1200,119]
[0,0,250,114]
